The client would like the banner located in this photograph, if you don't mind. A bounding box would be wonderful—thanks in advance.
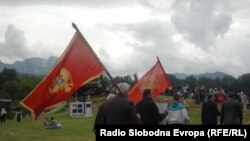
[20,32,105,119]
[128,58,171,104]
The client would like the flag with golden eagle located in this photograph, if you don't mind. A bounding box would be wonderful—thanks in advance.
[20,32,105,120]
[128,57,171,104]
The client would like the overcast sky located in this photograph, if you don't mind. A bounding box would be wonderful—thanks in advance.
[0,0,249,78]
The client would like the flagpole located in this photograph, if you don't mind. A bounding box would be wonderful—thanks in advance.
[72,23,123,95]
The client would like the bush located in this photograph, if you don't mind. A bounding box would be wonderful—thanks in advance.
[6,111,16,120]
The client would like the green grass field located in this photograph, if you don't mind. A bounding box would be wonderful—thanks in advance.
[0,112,95,141]
[0,95,249,141]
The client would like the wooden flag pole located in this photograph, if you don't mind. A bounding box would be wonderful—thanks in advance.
[72,23,123,96]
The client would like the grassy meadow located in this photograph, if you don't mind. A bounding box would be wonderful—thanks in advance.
[0,95,249,141]
[0,112,95,141]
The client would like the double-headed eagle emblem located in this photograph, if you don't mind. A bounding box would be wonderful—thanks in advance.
[49,68,73,94]
[139,75,156,92]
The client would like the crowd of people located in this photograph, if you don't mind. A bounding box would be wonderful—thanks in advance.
[94,83,190,128]
[201,92,243,125]
[1,82,249,131]
[94,82,250,128]
[0,106,23,123]
[193,86,249,107]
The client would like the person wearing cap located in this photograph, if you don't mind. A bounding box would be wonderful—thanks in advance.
[136,89,167,124]
[220,92,242,125]
[201,94,220,125]
[94,83,140,125]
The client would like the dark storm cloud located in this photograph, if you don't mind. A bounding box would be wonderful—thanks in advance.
[171,0,232,49]
[0,24,32,61]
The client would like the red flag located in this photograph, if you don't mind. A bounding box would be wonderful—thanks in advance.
[20,32,105,120]
[128,58,171,104]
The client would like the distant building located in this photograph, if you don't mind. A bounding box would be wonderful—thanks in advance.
[0,98,12,112]
[72,79,108,101]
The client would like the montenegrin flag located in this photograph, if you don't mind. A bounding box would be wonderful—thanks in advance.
[20,31,105,120]
[128,57,171,104]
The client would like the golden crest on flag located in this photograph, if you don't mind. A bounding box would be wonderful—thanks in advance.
[49,68,73,94]
[139,75,156,92]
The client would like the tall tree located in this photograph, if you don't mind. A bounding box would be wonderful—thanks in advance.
[0,68,19,85]
[184,76,197,92]
[238,73,250,96]
[220,75,238,92]
[167,74,181,90]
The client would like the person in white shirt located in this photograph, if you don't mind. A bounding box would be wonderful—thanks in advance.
[166,94,189,125]
[1,107,7,123]
[241,92,249,112]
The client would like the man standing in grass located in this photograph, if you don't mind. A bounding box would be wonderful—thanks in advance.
[136,89,167,124]
[201,94,220,125]
[221,92,242,125]
[0,106,7,123]
[94,83,140,125]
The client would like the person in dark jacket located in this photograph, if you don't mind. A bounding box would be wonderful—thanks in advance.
[93,93,115,132]
[94,83,140,125]
[201,94,220,125]
[136,89,167,124]
[220,92,242,125]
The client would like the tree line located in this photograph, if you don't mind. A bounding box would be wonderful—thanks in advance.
[0,68,42,103]
[105,73,250,96]
[0,68,250,104]
[167,74,250,96]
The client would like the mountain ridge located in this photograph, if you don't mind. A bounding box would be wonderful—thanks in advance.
[0,56,57,76]
[171,72,230,80]
[0,56,233,79]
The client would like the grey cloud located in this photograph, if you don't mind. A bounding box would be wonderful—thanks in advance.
[223,38,250,77]
[5,25,27,48]
[171,0,232,49]
[0,0,136,7]
[106,20,176,53]
[123,21,180,73]
[99,47,110,59]
[100,20,185,75]
[136,0,154,8]
[101,19,246,77]
[0,24,32,61]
